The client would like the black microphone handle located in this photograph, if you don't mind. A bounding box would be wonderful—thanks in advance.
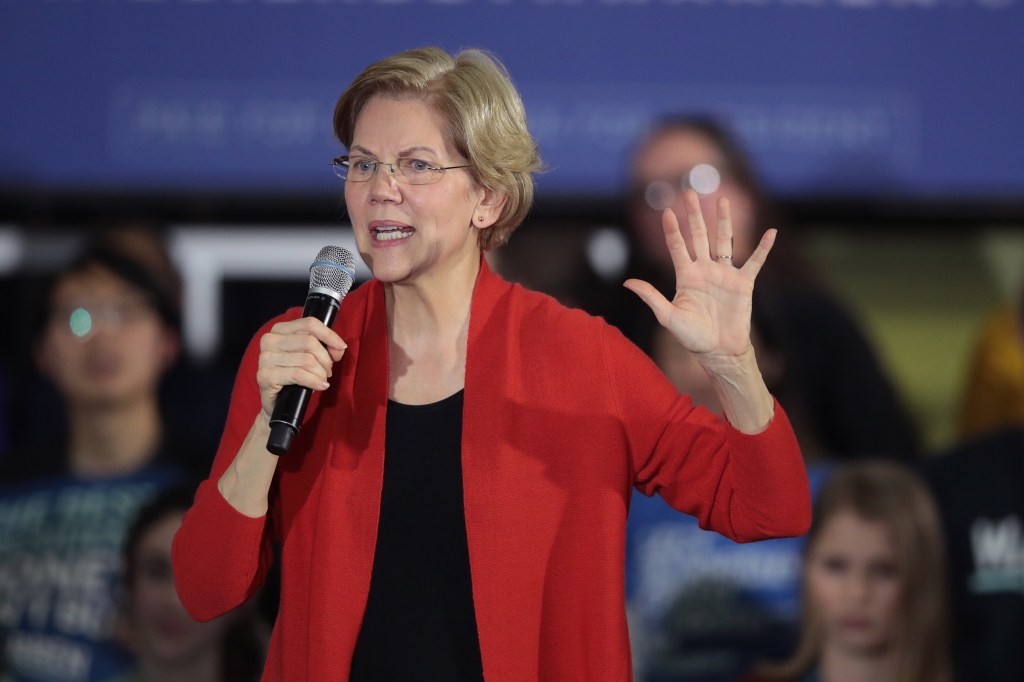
[266,291,341,456]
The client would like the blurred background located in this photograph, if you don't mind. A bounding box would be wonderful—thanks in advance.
[1,0,1023,455]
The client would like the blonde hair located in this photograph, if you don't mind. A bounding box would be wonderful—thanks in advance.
[758,460,952,682]
[333,46,543,251]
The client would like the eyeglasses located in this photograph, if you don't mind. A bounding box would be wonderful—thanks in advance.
[332,155,472,185]
[635,163,725,211]
[50,300,156,340]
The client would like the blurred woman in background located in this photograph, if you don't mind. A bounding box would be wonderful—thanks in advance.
[594,116,920,462]
[739,460,952,682]
[110,486,266,682]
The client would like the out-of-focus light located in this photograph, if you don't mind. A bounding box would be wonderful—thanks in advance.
[644,180,675,211]
[586,227,629,281]
[69,308,93,338]
[688,163,721,195]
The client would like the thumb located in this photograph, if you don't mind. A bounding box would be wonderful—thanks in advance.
[624,279,672,326]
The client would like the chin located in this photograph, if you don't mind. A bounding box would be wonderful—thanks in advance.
[839,634,892,657]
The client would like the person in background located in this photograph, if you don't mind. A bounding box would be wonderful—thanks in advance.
[923,426,1024,681]
[0,228,201,682]
[956,288,1024,441]
[738,459,953,682]
[104,486,266,682]
[172,46,811,681]
[934,281,1023,682]
[587,115,919,461]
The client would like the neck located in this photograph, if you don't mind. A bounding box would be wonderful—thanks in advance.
[384,254,481,404]
[137,648,221,682]
[67,395,163,478]
[385,253,481,347]
[819,642,898,682]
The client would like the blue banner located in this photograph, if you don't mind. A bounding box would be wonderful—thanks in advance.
[1,0,1021,201]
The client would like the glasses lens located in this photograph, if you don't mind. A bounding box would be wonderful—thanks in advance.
[334,157,374,182]
[53,300,155,339]
[68,307,94,338]
[644,180,676,211]
[688,163,722,195]
[397,158,438,185]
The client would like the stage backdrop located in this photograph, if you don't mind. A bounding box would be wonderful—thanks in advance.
[1,0,1022,203]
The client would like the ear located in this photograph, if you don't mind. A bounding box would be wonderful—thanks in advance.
[471,188,507,230]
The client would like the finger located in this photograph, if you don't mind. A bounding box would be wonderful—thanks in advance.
[257,363,331,394]
[260,332,337,377]
[683,190,711,261]
[660,208,694,272]
[623,278,675,328]
[259,345,330,380]
[273,317,348,353]
[740,228,778,280]
[715,195,734,263]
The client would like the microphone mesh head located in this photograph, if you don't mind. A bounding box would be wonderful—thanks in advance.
[309,245,356,297]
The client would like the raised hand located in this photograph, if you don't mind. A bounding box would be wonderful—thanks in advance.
[624,189,775,361]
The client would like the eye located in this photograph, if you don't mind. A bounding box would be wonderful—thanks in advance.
[350,158,375,174]
[869,561,899,580]
[404,158,433,173]
[820,556,849,574]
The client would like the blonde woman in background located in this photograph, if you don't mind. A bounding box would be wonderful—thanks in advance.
[739,460,953,682]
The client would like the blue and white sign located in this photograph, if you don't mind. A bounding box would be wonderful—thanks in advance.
[1,0,1021,201]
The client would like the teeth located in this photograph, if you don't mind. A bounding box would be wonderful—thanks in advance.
[376,229,412,242]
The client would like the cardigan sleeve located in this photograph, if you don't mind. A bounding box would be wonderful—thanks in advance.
[603,324,812,542]
[171,318,283,622]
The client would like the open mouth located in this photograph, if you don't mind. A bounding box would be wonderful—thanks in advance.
[374,226,414,242]
[370,221,414,243]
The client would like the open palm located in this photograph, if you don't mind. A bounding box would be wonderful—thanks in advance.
[625,190,775,359]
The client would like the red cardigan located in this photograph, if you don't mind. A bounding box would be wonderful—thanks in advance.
[173,260,811,681]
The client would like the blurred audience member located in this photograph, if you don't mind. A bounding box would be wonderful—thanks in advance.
[626,316,832,682]
[923,427,1024,682]
[739,460,952,682]
[106,486,266,682]
[0,229,203,682]
[586,115,919,460]
[957,291,1024,441]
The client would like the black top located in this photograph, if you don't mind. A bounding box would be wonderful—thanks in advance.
[349,390,484,682]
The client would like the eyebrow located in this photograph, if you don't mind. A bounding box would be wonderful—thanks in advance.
[348,145,441,158]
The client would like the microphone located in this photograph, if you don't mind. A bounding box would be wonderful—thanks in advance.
[266,245,356,456]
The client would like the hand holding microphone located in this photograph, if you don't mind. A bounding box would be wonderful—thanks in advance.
[260,246,356,456]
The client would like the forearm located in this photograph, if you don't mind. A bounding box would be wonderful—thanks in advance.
[218,412,280,517]
[174,415,276,620]
[173,475,273,620]
[699,345,774,434]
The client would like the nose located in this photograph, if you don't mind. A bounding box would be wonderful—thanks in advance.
[367,162,401,203]
[845,570,873,604]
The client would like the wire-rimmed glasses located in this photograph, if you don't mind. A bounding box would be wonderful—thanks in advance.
[332,155,472,185]
[636,163,725,211]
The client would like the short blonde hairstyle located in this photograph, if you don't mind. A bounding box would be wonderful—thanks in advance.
[333,46,543,251]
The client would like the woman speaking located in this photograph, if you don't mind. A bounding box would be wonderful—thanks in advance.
[172,46,811,681]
